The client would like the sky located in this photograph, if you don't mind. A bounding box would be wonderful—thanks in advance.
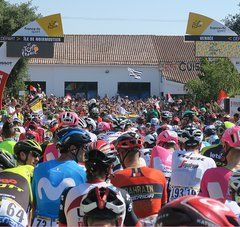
[6,0,240,35]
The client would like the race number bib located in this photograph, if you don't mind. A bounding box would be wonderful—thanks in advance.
[169,186,199,201]
[0,197,28,227]
[32,215,58,227]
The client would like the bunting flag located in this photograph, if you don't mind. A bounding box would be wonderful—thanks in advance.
[167,93,174,103]
[128,67,142,80]
[217,90,229,109]
[29,85,37,92]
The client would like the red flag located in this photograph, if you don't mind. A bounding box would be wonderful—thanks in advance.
[217,90,228,105]
[29,85,37,92]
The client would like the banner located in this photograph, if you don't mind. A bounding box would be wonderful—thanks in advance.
[186,12,236,36]
[128,67,142,80]
[195,41,240,58]
[186,12,240,72]
[0,14,63,109]
[7,42,54,58]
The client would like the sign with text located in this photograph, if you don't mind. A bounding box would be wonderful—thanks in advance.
[7,42,54,58]
[185,35,240,42]
[0,36,64,42]
[195,41,240,58]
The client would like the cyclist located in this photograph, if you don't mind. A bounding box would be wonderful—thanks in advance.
[155,195,239,226]
[80,186,126,227]
[200,126,240,201]
[169,124,216,201]
[225,170,240,220]
[58,140,140,227]
[0,139,42,227]
[140,134,156,166]
[111,132,167,224]
[32,127,91,226]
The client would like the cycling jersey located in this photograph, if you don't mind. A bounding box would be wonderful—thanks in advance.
[170,150,216,201]
[32,160,86,225]
[150,146,172,178]
[111,166,167,219]
[201,143,226,167]
[58,182,140,227]
[0,139,16,155]
[0,165,34,227]
[43,143,60,162]
[199,167,232,200]
[225,200,240,221]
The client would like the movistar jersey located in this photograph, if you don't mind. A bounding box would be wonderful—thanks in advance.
[32,160,86,219]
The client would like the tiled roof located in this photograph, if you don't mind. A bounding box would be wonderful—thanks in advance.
[29,35,200,84]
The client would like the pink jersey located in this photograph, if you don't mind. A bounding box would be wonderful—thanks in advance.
[43,143,60,162]
[199,167,232,200]
[150,145,172,178]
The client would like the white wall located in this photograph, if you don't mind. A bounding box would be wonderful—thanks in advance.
[28,64,162,97]
[161,77,187,95]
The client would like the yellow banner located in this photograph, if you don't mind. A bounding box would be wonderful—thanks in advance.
[30,100,43,114]
[196,41,240,58]
[186,12,213,35]
[37,14,63,36]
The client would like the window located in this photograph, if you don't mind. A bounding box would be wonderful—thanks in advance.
[65,82,98,99]
[118,82,150,100]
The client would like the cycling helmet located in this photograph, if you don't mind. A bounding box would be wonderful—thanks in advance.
[204,125,216,137]
[144,134,156,146]
[85,140,116,167]
[221,126,240,148]
[150,117,159,126]
[78,117,87,129]
[157,130,178,145]
[180,123,203,147]
[119,119,132,130]
[90,107,100,118]
[88,98,97,107]
[49,119,58,133]
[155,195,239,226]
[0,149,16,169]
[115,132,143,150]
[98,122,111,132]
[81,186,126,227]
[85,117,97,131]
[182,110,195,118]
[57,127,91,150]
[161,111,172,120]
[58,112,79,127]
[172,117,180,125]
[14,139,42,157]
[229,170,240,205]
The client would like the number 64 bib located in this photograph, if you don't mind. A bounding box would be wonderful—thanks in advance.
[0,197,28,227]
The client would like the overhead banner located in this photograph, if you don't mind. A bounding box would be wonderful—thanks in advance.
[7,42,54,58]
[195,41,240,58]
[186,12,240,72]
[186,12,236,36]
[0,13,63,109]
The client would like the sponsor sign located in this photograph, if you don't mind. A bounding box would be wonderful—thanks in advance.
[185,35,240,42]
[7,42,54,58]
[0,36,64,42]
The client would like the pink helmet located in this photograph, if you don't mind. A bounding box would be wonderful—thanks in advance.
[221,126,240,148]
[98,122,111,132]
[58,112,79,128]
[157,130,178,145]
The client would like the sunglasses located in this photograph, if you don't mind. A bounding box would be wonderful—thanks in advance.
[31,151,41,158]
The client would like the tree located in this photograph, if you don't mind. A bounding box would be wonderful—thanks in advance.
[0,0,40,97]
[186,58,240,103]
[224,4,240,35]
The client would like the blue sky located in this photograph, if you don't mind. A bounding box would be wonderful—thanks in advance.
[7,0,240,35]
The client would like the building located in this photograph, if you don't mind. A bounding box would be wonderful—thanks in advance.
[28,35,200,99]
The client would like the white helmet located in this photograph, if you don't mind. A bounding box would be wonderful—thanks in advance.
[150,118,159,126]
[85,117,97,131]
[88,98,97,106]
[78,117,87,129]
[144,134,156,145]
[229,170,240,192]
